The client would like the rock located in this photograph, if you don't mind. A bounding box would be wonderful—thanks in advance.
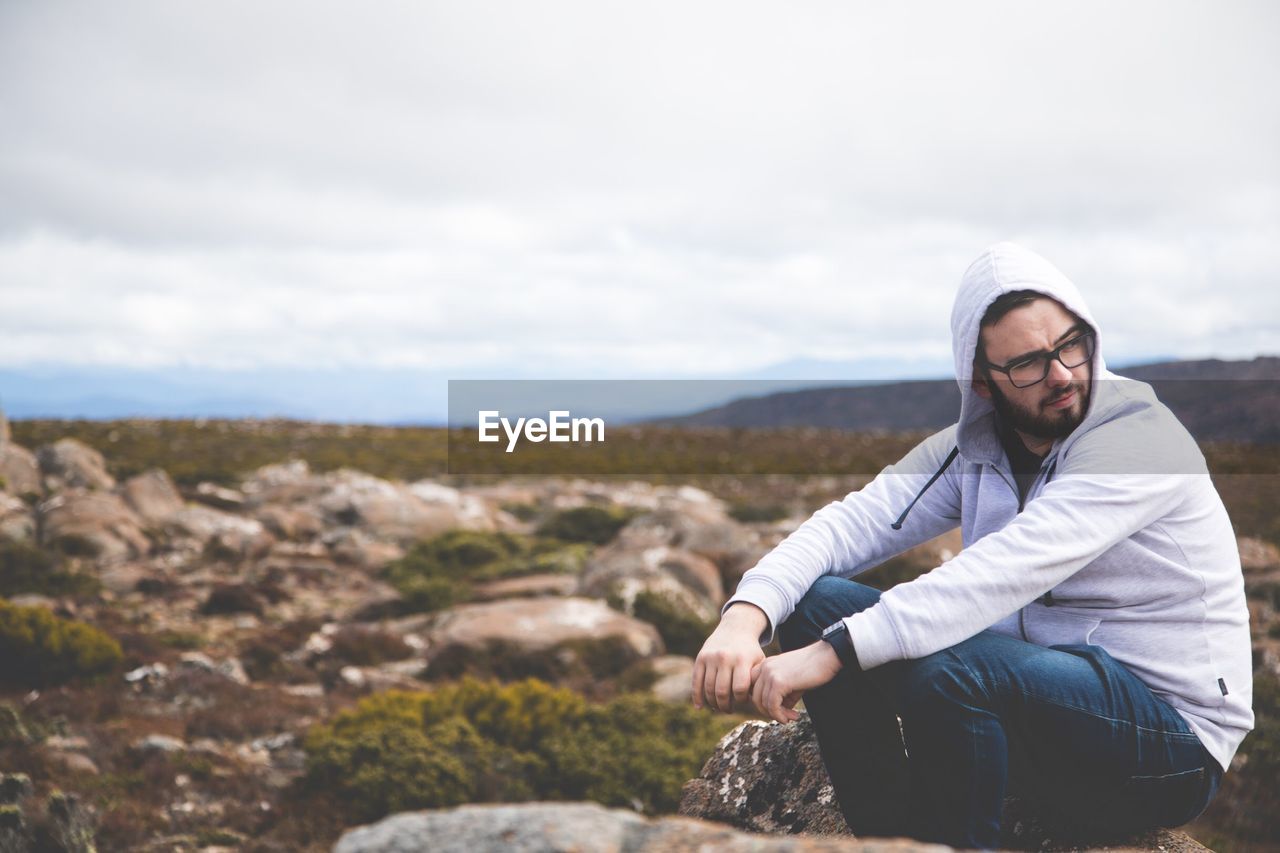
[39,489,150,561]
[648,654,695,704]
[333,802,950,853]
[680,716,847,835]
[680,714,1213,851]
[191,481,247,510]
[36,438,115,491]
[0,493,34,542]
[121,468,185,522]
[0,442,41,498]
[346,585,410,622]
[178,652,250,685]
[41,748,99,776]
[617,507,770,585]
[131,734,186,754]
[315,470,464,544]
[124,662,170,687]
[201,583,265,617]
[165,505,273,559]
[324,527,405,570]
[255,504,326,541]
[408,480,499,530]
[1238,536,1280,571]
[579,544,722,622]
[240,459,328,505]
[471,572,578,601]
[427,597,663,659]
[98,563,155,595]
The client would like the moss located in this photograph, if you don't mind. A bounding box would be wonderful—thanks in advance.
[543,691,729,813]
[630,590,714,658]
[49,534,101,559]
[0,540,101,600]
[200,583,264,616]
[383,530,588,614]
[327,625,413,667]
[0,599,123,687]
[425,636,642,686]
[535,505,635,545]
[301,678,736,827]
[727,501,790,523]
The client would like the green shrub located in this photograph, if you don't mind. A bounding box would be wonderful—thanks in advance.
[0,599,123,687]
[383,531,588,614]
[630,590,715,658]
[302,678,736,826]
[425,636,642,687]
[536,505,635,545]
[0,541,101,600]
[544,692,727,813]
[727,502,790,523]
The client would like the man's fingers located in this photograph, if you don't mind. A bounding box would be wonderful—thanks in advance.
[751,669,766,716]
[691,659,706,709]
[732,660,753,706]
[714,661,734,713]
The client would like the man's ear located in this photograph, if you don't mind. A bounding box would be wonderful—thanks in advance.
[972,370,992,400]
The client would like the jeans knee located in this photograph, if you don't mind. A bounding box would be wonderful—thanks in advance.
[899,651,988,713]
[778,576,878,652]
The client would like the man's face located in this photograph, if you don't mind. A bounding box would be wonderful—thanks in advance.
[974,297,1092,442]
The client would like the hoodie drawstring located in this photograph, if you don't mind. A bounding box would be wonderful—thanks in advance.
[891,446,960,530]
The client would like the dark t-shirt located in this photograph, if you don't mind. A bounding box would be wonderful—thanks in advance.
[997,418,1046,509]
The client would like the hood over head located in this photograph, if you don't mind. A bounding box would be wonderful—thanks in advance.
[950,242,1109,465]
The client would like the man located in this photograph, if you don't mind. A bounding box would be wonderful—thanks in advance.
[692,242,1253,848]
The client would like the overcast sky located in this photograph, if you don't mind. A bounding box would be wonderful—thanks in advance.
[2,1,1277,382]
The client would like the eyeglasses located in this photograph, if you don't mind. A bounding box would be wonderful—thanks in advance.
[982,330,1095,388]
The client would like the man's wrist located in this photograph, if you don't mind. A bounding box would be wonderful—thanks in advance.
[722,601,770,638]
[820,619,861,671]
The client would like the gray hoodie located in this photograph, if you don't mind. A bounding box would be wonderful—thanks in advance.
[725,241,1254,773]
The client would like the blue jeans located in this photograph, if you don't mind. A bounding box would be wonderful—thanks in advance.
[778,577,1223,849]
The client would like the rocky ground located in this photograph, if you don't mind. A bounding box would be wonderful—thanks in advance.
[0,419,1276,851]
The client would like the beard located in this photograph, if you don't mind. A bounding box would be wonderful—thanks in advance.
[987,373,1091,440]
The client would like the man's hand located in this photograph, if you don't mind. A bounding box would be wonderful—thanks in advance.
[692,603,768,713]
[750,640,842,723]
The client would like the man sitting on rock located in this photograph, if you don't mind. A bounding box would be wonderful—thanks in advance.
[692,242,1253,849]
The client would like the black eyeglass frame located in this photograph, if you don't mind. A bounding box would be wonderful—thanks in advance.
[980,330,1096,389]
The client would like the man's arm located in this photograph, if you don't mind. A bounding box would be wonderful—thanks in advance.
[693,426,962,713]
[845,419,1195,669]
[725,425,963,645]
[691,601,768,713]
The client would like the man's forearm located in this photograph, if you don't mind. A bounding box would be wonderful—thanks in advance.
[721,600,771,644]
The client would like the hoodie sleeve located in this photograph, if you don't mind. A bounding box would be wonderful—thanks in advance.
[723,425,962,645]
[844,412,1200,669]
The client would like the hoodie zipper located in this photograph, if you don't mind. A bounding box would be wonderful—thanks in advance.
[1001,456,1060,640]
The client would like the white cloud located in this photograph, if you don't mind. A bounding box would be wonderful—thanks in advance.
[0,0,1276,381]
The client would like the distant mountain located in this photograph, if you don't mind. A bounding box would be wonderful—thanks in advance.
[650,357,1280,443]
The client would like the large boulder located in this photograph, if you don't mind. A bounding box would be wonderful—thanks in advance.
[0,492,35,542]
[578,544,723,621]
[36,438,114,492]
[425,596,663,659]
[165,505,274,559]
[0,442,41,498]
[333,802,948,853]
[121,469,185,522]
[615,505,769,587]
[38,489,149,561]
[680,714,1212,851]
[314,470,470,543]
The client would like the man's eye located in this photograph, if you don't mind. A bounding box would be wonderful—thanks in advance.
[1061,337,1084,352]
[1007,358,1038,372]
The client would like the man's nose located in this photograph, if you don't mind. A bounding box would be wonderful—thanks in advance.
[1045,357,1073,386]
